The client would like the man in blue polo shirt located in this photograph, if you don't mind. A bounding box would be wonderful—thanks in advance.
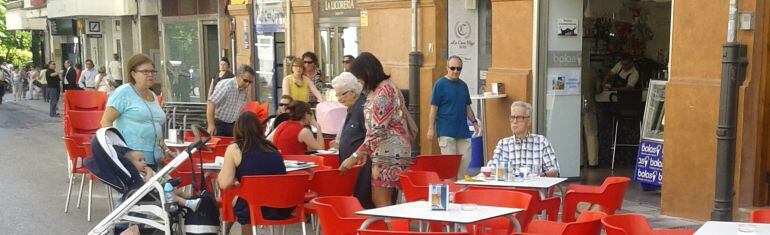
[427,56,480,179]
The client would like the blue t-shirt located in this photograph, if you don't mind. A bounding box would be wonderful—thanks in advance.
[430,77,472,138]
[107,84,166,164]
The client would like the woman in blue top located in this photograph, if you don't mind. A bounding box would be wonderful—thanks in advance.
[218,111,293,235]
[100,54,167,169]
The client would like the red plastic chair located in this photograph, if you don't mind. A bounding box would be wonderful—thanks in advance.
[359,230,470,235]
[65,110,104,137]
[398,171,463,202]
[562,177,631,222]
[238,174,311,235]
[454,189,532,234]
[63,137,103,221]
[316,154,341,169]
[601,214,696,235]
[64,90,108,111]
[242,101,270,123]
[751,209,770,223]
[311,196,396,235]
[305,167,362,232]
[524,211,607,235]
[410,154,462,180]
[219,185,239,234]
[467,186,561,222]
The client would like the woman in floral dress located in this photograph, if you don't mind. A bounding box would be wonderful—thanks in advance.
[339,52,416,207]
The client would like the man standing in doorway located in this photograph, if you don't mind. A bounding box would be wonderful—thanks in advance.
[62,60,78,91]
[206,65,255,137]
[78,59,98,90]
[109,54,123,86]
[427,56,480,179]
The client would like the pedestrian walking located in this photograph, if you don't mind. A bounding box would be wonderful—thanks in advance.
[12,67,23,101]
[427,56,479,179]
[78,59,98,90]
[109,53,123,86]
[20,66,29,100]
[0,66,7,104]
[44,61,62,117]
[206,65,255,137]
[339,52,418,208]
[28,66,40,100]
[282,58,323,103]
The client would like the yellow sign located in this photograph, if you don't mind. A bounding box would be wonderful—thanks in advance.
[231,0,251,4]
[360,9,368,27]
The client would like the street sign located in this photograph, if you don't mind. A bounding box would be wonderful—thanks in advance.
[86,21,102,36]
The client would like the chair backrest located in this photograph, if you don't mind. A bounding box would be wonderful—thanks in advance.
[562,211,608,235]
[65,90,108,111]
[66,110,105,136]
[467,186,559,223]
[599,177,632,212]
[601,214,653,235]
[63,137,89,170]
[398,171,442,202]
[310,166,362,197]
[751,209,770,223]
[410,154,462,180]
[359,230,469,235]
[238,174,310,224]
[242,101,269,123]
[220,184,239,223]
[454,189,532,232]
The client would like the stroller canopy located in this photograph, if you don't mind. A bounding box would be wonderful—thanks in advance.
[85,127,144,194]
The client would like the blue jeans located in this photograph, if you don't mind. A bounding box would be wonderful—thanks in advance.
[215,120,234,137]
[48,88,60,117]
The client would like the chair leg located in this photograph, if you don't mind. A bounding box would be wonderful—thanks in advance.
[64,173,74,213]
[253,225,258,235]
[282,225,287,235]
[76,174,85,208]
[301,219,307,235]
[106,187,114,212]
[270,226,275,235]
[87,178,93,221]
[611,120,620,170]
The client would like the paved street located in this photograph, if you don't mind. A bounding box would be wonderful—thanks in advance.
[0,93,702,234]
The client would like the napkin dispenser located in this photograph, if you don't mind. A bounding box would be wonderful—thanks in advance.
[429,184,449,211]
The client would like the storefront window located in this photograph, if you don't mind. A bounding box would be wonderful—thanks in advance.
[163,21,201,102]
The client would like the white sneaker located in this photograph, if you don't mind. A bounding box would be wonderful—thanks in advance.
[185,198,201,212]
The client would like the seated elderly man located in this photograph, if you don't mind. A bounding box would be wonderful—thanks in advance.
[486,101,560,177]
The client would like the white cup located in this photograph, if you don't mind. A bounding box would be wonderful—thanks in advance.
[215,156,225,165]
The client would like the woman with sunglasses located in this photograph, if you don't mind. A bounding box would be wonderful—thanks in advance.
[282,58,324,103]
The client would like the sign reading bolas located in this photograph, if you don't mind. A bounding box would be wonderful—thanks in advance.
[634,140,663,186]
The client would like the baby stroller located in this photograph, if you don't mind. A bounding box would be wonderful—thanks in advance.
[87,127,211,235]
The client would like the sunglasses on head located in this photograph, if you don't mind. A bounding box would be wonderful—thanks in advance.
[449,66,463,71]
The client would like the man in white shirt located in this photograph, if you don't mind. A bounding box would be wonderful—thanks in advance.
[108,54,123,86]
[604,55,639,91]
[78,59,98,90]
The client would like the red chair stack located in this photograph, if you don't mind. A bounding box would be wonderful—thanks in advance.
[61,90,108,222]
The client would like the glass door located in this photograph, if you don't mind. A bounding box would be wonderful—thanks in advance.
[536,0,584,177]
[320,26,359,79]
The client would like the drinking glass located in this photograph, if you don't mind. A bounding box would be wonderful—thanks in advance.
[530,164,541,178]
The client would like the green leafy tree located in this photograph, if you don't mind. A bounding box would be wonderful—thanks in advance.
[0,0,33,67]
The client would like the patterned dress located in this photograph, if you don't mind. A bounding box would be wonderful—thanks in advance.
[355,79,413,188]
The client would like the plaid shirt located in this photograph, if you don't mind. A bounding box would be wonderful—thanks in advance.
[486,134,560,175]
[208,77,246,123]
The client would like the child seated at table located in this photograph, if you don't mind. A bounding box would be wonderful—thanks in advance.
[126,150,201,212]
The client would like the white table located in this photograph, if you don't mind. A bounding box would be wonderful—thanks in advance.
[200,162,318,173]
[695,221,770,235]
[357,201,523,232]
[470,94,507,160]
[456,177,567,199]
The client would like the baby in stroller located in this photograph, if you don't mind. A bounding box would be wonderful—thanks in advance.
[125,150,201,212]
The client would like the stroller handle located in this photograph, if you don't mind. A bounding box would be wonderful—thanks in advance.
[187,124,211,154]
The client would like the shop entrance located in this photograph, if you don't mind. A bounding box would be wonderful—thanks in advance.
[535,0,672,191]
[319,26,359,79]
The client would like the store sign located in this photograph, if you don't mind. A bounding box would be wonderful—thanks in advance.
[547,51,581,68]
[86,21,102,38]
[318,0,359,18]
[255,0,285,32]
[50,19,75,36]
[634,140,664,186]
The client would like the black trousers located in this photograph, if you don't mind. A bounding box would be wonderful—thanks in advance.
[215,120,234,137]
